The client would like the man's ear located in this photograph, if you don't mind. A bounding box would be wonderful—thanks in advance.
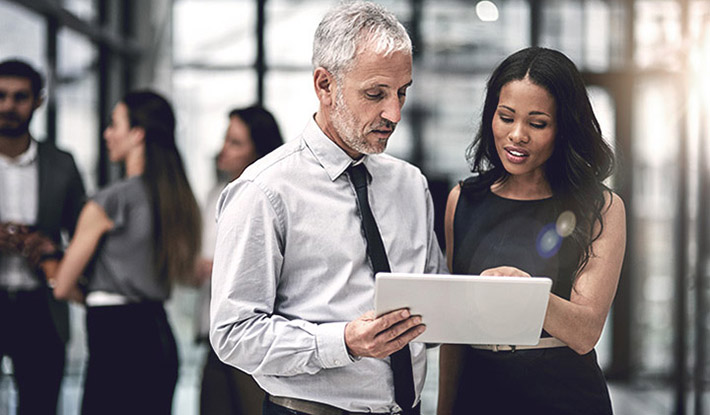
[313,67,335,107]
[33,95,44,111]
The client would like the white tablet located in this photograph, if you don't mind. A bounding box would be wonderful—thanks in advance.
[374,272,552,345]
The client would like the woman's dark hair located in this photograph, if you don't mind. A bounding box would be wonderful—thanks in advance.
[122,90,201,283]
[228,105,284,158]
[465,46,615,276]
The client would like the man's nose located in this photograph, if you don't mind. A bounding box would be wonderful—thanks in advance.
[381,96,402,124]
[0,97,12,111]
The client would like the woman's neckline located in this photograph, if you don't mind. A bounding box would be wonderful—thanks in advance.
[489,187,554,202]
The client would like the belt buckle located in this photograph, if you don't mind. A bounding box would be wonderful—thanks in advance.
[490,344,516,352]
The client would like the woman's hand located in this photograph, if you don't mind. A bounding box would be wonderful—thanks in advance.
[480,266,531,278]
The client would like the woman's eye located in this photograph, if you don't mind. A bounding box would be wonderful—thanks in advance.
[531,122,547,129]
[366,93,383,100]
[498,114,513,123]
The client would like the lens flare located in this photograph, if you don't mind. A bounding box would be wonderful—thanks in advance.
[475,1,499,22]
[536,223,562,259]
[556,210,576,237]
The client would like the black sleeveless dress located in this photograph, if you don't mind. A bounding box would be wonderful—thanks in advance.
[450,177,612,414]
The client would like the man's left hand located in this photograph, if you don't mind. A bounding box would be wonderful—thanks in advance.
[21,231,59,270]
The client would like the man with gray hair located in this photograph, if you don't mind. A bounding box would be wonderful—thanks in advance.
[210,2,445,414]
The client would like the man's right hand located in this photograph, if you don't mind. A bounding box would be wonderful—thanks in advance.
[0,222,27,253]
[344,309,425,359]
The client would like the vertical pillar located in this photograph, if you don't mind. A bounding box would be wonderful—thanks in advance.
[256,0,266,105]
[45,16,58,145]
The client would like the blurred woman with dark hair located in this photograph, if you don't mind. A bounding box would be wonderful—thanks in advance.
[48,90,201,414]
[194,105,283,415]
[437,47,626,415]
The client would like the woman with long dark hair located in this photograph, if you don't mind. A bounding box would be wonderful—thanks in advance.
[48,90,201,414]
[437,47,626,414]
[194,105,283,415]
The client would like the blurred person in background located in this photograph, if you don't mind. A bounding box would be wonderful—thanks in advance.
[40,90,201,415]
[437,46,626,415]
[195,105,283,415]
[0,58,86,415]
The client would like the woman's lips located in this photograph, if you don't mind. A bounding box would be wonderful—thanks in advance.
[504,146,529,163]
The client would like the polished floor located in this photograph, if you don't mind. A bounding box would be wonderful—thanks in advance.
[0,348,695,415]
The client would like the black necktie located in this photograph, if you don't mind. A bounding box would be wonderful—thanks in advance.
[347,163,418,415]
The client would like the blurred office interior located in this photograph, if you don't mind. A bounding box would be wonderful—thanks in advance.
[1,0,710,414]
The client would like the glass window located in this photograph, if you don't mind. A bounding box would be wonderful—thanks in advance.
[0,0,47,140]
[56,27,99,195]
[266,0,333,68]
[61,0,97,22]
[263,71,319,142]
[540,0,630,72]
[583,1,612,72]
[421,0,529,71]
[173,70,257,203]
[173,0,255,68]
[266,0,410,68]
[540,0,585,65]
[631,76,679,376]
[415,71,484,180]
[634,0,683,70]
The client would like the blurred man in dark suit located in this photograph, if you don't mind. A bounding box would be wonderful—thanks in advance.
[0,58,85,415]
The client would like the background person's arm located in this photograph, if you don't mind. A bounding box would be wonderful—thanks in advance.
[52,201,114,302]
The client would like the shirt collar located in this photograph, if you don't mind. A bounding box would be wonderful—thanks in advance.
[302,116,371,182]
[0,139,38,167]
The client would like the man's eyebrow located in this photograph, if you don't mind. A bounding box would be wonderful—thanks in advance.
[365,80,413,89]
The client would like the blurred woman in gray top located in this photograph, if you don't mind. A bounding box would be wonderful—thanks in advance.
[46,90,201,415]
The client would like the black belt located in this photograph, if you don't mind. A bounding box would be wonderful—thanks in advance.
[268,395,401,415]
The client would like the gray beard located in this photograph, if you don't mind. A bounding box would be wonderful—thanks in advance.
[332,91,387,155]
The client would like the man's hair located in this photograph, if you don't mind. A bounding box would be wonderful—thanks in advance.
[312,1,412,79]
[0,59,44,99]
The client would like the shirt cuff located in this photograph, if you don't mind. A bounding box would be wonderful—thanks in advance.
[315,321,352,368]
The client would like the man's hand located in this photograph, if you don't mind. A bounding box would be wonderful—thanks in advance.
[0,222,27,253]
[20,231,58,270]
[345,309,425,359]
[480,266,531,278]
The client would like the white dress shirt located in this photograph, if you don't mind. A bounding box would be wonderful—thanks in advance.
[0,140,39,290]
[210,118,446,413]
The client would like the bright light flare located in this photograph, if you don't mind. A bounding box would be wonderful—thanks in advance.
[476,1,499,22]
[536,211,577,259]
[556,211,576,237]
